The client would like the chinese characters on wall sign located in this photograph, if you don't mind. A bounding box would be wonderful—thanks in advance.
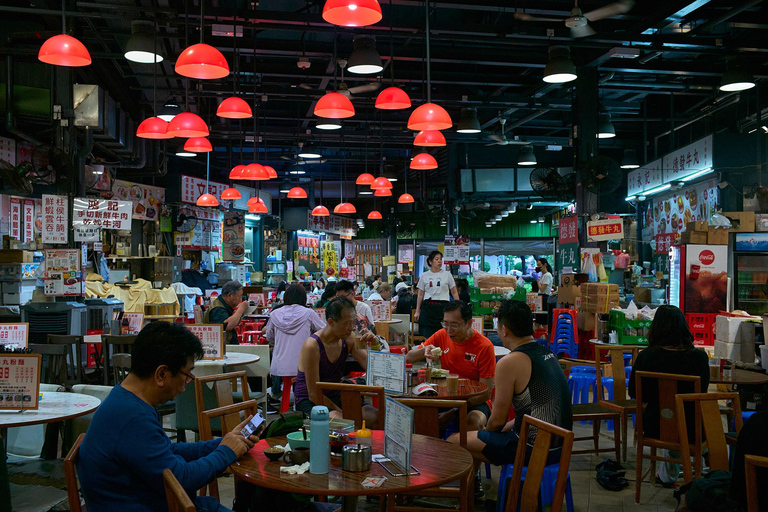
[42,194,69,244]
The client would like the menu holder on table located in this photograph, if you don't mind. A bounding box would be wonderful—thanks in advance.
[367,351,406,394]
[367,301,392,322]
[379,397,419,477]
[0,323,29,350]
[0,353,41,412]
[187,324,225,360]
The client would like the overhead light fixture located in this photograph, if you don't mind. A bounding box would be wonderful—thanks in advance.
[456,108,481,134]
[517,146,537,166]
[501,210,509,217]
[175,43,229,80]
[414,130,446,147]
[485,222,492,227]
[636,195,647,201]
[312,205,330,217]
[408,103,452,131]
[719,68,755,92]
[681,167,714,182]
[625,195,636,202]
[243,163,271,180]
[245,214,262,222]
[374,188,392,196]
[136,117,172,139]
[298,144,322,159]
[398,193,415,204]
[314,92,355,119]
[249,202,268,214]
[383,168,398,182]
[167,112,209,138]
[598,113,616,139]
[39,34,92,67]
[322,0,383,27]
[124,20,163,64]
[196,193,219,207]
[289,168,307,175]
[334,202,357,214]
[620,149,640,169]
[542,46,577,84]
[371,176,393,190]
[356,173,375,185]
[264,165,278,179]
[359,190,374,195]
[229,164,246,179]
[279,183,292,194]
[643,183,672,196]
[217,96,253,119]
[375,87,411,110]
[538,217,545,223]
[316,119,342,130]
[174,144,196,157]
[246,196,264,206]
[347,35,383,74]
[507,202,517,213]
[368,210,383,219]
[410,153,438,170]
[530,218,538,224]
[157,102,181,122]
[287,187,308,198]
[221,187,241,200]
[183,137,212,153]
[526,203,533,210]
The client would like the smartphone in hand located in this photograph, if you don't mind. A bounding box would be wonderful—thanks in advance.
[240,412,266,439]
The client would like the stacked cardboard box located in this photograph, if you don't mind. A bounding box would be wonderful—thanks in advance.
[679,222,708,244]
[714,315,757,363]
[558,273,588,305]
[581,283,620,314]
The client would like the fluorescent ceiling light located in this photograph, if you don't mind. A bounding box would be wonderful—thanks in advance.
[681,167,714,182]
[245,214,262,221]
[359,190,373,195]
[644,183,672,196]
[289,169,306,175]
[625,195,636,202]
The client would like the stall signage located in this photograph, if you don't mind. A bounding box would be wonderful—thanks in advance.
[558,216,579,244]
[223,211,245,261]
[345,241,356,260]
[306,211,357,237]
[663,134,712,183]
[23,199,34,242]
[650,179,717,238]
[382,255,396,266]
[297,233,321,273]
[627,159,664,197]
[586,219,624,242]
[655,233,675,255]
[443,235,470,265]
[73,198,132,230]
[558,243,579,273]
[180,175,228,205]
[322,241,338,275]
[111,180,165,221]
[0,353,41,411]
[397,244,414,266]
[0,323,29,349]
[187,324,225,360]
[43,249,82,296]
[10,198,21,240]
[42,195,69,244]
[74,225,101,242]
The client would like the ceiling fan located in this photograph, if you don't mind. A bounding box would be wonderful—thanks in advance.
[485,119,530,146]
[299,59,381,98]
[514,0,635,38]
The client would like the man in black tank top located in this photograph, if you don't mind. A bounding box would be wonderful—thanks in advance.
[452,300,572,466]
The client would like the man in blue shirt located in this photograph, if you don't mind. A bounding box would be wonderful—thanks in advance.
[78,322,258,512]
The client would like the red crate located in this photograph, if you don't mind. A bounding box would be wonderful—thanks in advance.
[685,313,716,346]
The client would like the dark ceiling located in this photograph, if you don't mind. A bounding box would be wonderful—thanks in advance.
[1,0,768,207]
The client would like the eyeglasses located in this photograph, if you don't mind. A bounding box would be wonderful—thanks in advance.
[178,368,195,384]
[441,321,465,330]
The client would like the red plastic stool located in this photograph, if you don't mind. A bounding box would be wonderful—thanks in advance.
[389,346,407,355]
[241,331,260,344]
[280,376,297,413]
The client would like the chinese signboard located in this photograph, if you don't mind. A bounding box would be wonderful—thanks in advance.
[10,197,20,240]
[0,353,41,410]
[558,216,579,245]
[74,225,101,242]
[655,233,675,255]
[223,211,245,261]
[187,324,224,360]
[306,211,357,237]
[586,219,625,242]
[322,241,339,276]
[627,159,664,198]
[42,194,69,244]
[23,200,34,242]
[113,312,144,335]
[73,198,132,230]
[111,179,165,221]
[627,136,713,197]
[44,249,82,296]
[558,243,579,273]
[443,235,470,265]
[180,175,228,205]
[0,323,29,349]
[297,233,321,273]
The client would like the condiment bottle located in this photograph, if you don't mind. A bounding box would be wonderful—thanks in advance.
[309,405,330,474]
[405,363,414,390]
[355,420,372,449]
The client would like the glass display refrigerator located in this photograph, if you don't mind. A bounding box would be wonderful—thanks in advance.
[733,234,768,317]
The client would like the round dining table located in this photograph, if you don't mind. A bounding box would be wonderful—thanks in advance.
[0,391,101,429]
[231,430,473,512]
[710,368,768,386]
[405,379,488,401]
[195,352,260,368]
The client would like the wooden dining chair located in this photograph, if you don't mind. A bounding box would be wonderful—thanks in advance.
[374,322,390,344]
[63,433,86,512]
[30,343,68,385]
[595,344,638,461]
[112,353,132,384]
[101,335,137,385]
[675,392,743,484]
[746,454,768,512]
[410,310,426,347]
[47,334,87,386]
[163,468,197,512]
[388,399,471,512]
[315,382,385,429]
[634,371,701,503]
[194,371,250,437]
[504,415,574,512]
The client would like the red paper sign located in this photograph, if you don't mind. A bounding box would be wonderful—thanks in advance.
[559,216,578,244]
[586,219,624,241]
[10,198,21,240]
[655,233,675,255]
[23,200,34,242]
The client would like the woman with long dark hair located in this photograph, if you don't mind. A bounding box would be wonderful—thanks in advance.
[414,250,459,338]
[628,305,709,487]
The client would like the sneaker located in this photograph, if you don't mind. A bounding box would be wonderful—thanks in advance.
[474,471,484,500]
[267,393,282,405]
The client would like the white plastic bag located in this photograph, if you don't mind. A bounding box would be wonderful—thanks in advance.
[582,256,598,282]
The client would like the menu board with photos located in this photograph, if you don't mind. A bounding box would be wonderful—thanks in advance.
[187,324,225,360]
[0,353,41,410]
[367,301,392,322]
[111,179,165,221]
[0,323,29,349]
[43,249,82,296]
[223,211,245,261]
[646,178,718,239]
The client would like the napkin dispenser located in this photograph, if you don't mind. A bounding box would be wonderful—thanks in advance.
[342,444,371,472]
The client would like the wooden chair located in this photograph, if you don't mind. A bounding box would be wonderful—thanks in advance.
[746,454,768,512]
[315,382,385,429]
[30,343,68,385]
[47,334,86,386]
[504,415,574,512]
[595,344,638,461]
[634,371,701,503]
[194,371,250,437]
[675,392,743,484]
[112,353,131,384]
[101,335,136,385]
[63,433,85,512]
[410,310,426,347]
[374,322,391,344]
[163,468,197,512]
[227,344,270,417]
[388,399,471,512]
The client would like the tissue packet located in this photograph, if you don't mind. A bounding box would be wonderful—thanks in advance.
[361,476,387,489]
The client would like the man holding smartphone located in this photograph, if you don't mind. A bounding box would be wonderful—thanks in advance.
[79,322,258,512]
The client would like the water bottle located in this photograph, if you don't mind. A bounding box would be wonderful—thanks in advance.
[309,405,330,474]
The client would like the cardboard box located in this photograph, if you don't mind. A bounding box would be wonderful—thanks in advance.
[715,316,757,344]
[708,227,729,245]
[715,339,756,363]
[723,211,755,233]
[687,221,709,232]
[680,230,708,244]
[577,310,596,331]
[0,250,33,263]
[581,283,620,313]
[634,287,651,304]
[558,273,588,305]
[755,214,768,232]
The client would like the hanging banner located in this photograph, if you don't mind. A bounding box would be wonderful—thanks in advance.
[586,219,624,242]
[558,216,579,244]
[223,211,245,261]
[443,235,470,265]
[23,200,34,242]
[306,211,357,237]
[180,175,228,205]
[10,198,21,240]
[73,198,133,230]
[42,194,69,244]
[110,179,165,221]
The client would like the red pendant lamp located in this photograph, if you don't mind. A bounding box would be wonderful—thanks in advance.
[375,87,411,110]
[407,103,452,131]
[220,187,241,200]
[374,188,392,197]
[414,130,446,147]
[167,112,209,138]
[398,193,415,204]
[241,163,270,180]
[263,165,278,179]
[287,187,308,199]
[249,202,268,213]
[175,43,229,80]
[196,193,219,207]
[136,117,173,139]
[314,92,355,119]
[333,202,356,214]
[367,210,383,219]
[246,196,264,206]
[217,97,252,119]
[38,34,92,67]
[229,164,246,179]
[410,153,438,170]
[371,176,393,190]
[356,173,375,185]
[322,0,382,27]
[184,137,212,153]
[312,205,330,217]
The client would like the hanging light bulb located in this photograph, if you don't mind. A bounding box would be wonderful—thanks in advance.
[407,103,452,131]
[136,117,172,139]
[124,20,163,64]
[410,153,438,170]
[312,205,331,216]
[414,130,446,147]
[217,97,253,119]
[241,163,270,180]
[371,176,393,190]
[196,193,219,207]
[175,43,229,80]
[374,188,392,197]
[220,187,241,200]
[263,165,278,179]
[314,92,355,119]
[398,193,415,204]
[250,202,268,213]
[183,137,212,153]
[167,112,209,138]
[375,87,412,110]
[287,187,308,198]
[367,210,383,219]
[356,173,375,185]
[39,34,92,67]
[229,164,246,179]
[322,0,383,27]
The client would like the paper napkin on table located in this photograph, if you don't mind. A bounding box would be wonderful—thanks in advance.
[280,462,310,475]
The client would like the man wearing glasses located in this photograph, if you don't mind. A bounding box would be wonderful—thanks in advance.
[79,322,258,512]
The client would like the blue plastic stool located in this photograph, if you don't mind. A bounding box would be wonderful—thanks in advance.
[743,410,757,423]
[496,462,574,512]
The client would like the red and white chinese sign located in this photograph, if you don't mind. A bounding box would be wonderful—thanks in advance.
[23,200,34,243]
[73,198,132,230]
[655,233,676,255]
[0,353,41,411]
[306,211,357,237]
[42,194,69,244]
[0,323,29,349]
[187,324,225,360]
[443,235,470,265]
[586,218,625,242]
[558,216,579,244]
[180,175,228,205]
[10,198,21,240]
[663,135,712,183]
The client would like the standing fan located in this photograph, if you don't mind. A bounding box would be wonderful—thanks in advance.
[577,156,622,195]
[530,167,566,199]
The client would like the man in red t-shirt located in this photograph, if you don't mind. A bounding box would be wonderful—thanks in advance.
[406,301,495,431]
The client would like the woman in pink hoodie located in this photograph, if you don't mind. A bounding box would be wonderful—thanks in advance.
[265,284,327,400]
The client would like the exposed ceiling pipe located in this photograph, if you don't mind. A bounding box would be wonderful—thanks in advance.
[599,71,615,84]
[689,0,764,34]
[652,94,740,145]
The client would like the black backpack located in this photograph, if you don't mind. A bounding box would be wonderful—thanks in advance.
[673,470,739,512]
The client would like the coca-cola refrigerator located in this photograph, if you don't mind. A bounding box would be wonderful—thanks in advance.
[669,244,728,344]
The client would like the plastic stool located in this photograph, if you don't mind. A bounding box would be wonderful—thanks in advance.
[280,376,296,413]
[743,410,757,423]
[497,462,574,512]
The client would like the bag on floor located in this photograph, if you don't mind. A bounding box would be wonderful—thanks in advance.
[595,459,628,491]
[673,470,738,512]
